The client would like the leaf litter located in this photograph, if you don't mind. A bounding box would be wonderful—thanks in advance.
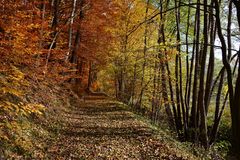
[46,96,197,160]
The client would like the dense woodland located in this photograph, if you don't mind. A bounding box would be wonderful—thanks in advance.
[0,0,240,159]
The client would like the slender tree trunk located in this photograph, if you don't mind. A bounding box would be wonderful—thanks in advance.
[37,0,46,67]
[231,0,240,155]
[166,60,180,135]
[131,56,138,107]
[70,0,84,83]
[152,56,158,121]
[197,0,209,148]
[66,0,77,61]
[204,1,215,113]
[184,0,191,131]
[209,71,224,144]
[138,0,150,109]
[190,0,200,142]
[159,0,174,127]
[46,0,60,67]
[87,61,92,91]
[174,0,183,137]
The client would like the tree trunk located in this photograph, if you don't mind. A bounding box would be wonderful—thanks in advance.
[197,0,209,148]
[66,0,77,61]
[174,0,183,137]
[87,61,92,91]
[138,0,150,109]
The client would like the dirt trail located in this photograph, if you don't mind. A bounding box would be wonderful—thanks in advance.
[46,96,193,160]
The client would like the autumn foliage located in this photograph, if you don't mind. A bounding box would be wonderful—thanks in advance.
[1,0,240,158]
[0,0,118,156]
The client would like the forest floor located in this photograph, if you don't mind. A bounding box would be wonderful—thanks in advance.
[42,95,197,160]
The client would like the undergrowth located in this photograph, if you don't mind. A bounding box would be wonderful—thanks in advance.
[116,101,232,160]
[0,65,75,159]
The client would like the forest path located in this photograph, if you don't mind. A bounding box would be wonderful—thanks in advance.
[46,96,192,160]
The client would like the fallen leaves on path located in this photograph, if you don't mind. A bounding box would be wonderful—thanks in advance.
[46,96,195,160]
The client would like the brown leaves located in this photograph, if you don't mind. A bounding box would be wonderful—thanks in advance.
[45,96,196,159]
